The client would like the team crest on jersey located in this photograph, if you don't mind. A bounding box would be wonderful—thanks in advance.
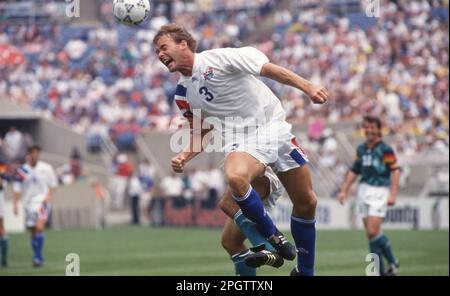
[202,67,215,81]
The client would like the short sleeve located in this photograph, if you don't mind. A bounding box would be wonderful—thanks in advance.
[383,146,400,171]
[174,84,193,118]
[219,47,270,76]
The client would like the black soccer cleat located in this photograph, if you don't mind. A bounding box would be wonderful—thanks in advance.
[290,266,301,276]
[244,245,284,269]
[267,229,297,261]
[384,261,400,276]
[290,266,314,276]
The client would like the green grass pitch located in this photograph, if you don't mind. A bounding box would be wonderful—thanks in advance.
[0,226,448,276]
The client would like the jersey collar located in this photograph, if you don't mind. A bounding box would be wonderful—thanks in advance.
[365,140,382,150]
[179,53,200,83]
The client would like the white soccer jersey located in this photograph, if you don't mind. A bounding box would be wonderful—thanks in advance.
[13,161,57,205]
[174,47,288,148]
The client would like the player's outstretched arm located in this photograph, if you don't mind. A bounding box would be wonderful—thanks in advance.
[338,170,358,205]
[260,62,328,104]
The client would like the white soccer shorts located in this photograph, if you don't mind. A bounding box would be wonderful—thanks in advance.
[223,120,309,174]
[357,183,390,218]
[24,202,50,228]
[262,166,284,211]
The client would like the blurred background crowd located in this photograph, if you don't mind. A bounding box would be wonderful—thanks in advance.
[1,0,447,153]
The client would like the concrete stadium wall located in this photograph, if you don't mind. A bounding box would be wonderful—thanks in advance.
[271,196,449,230]
[141,132,224,178]
[3,180,101,233]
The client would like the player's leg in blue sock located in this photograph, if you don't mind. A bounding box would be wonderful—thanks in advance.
[233,185,276,238]
[221,218,257,276]
[277,165,318,275]
[377,233,397,265]
[0,235,7,267]
[31,233,39,263]
[225,153,277,239]
[231,250,256,276]
[234,210,275,252]
[369,235,386,275]
[291,216,316,276]
[35,232,45,262]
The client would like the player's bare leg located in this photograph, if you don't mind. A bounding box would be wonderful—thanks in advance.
[0,218,7,267]
[222,219,247,256]
[277,165,317,276]
[219,175,270,218]
[224,152,296,260]
[224,152,265,197]
[363,216,383,240]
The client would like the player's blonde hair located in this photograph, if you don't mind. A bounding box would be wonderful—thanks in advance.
[153,23,198,52]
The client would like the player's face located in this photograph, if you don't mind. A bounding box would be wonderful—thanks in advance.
[28,149,40,166]
[155,35,183,73]
[363,121,380,142]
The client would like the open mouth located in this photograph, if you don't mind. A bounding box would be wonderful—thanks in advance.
[162,57,174,67]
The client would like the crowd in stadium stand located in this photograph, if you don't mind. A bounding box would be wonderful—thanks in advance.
[0,0,448,157]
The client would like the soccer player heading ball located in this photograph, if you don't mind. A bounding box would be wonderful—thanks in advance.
[154,24,328,276]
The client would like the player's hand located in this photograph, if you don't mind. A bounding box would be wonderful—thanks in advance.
[171,154,188,173]
[387,195,396,206]
[337,191,346,205]
[306,84,328,104]
[43,195,51,205]
[13,203,19,216]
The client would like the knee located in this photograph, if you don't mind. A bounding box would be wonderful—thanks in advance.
[366,226,380,239]
[35,224,45,233]
[292,190,317,214]
[226,174,250,196]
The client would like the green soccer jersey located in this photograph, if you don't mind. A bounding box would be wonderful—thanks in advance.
[351,141,400,187]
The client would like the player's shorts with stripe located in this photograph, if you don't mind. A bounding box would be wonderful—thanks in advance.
[223,120,308,173]
[24,202,50,228]
[357,183,390,218]
[262,166,284,212]
[0,191,4,219]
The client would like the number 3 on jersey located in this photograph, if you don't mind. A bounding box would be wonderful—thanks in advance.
[199,86,214,102]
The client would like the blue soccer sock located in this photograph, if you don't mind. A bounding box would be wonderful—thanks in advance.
[369,235,386,275]
[231,250,256,276]
[0,235,7,267]
[376,234,397,265]
[233,185,276,238]
[291,216,316,276]
[234,210,275,252]
[32,232,45,262]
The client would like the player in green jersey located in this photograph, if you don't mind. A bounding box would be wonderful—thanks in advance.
[338,116,401,276]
